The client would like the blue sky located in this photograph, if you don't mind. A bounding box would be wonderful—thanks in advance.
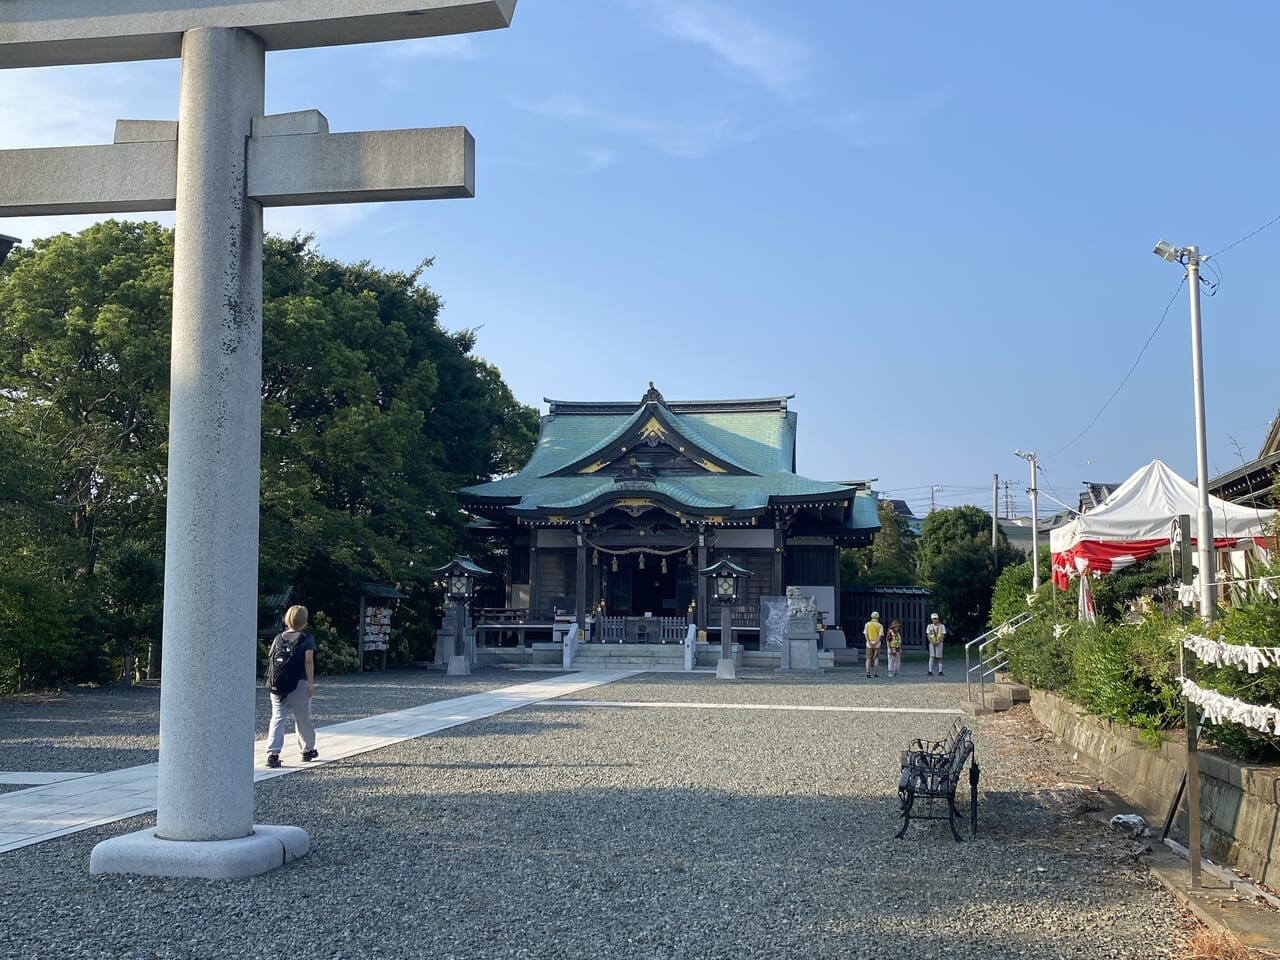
[4,1,1280,520]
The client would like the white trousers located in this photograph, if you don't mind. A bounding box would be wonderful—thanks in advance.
[266,678,315,754]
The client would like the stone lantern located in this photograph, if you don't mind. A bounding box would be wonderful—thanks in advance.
[698,556,752,679]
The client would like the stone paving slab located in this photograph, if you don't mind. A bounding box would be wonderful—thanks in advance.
[0,772,95,786]
[0,669,637,853]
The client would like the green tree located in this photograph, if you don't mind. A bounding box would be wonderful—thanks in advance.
[0,223,539,689]
[0,222,172,689]
[257,236,539,656]
[918,504,1023,641]
[842,499,918,586]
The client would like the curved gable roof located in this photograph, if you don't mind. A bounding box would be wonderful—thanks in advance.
[547,397,755,477]
[459,386,868,528]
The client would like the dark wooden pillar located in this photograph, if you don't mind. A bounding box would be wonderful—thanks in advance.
[696,525,708,632]
[575,525,587,630]
[772,521,785,595]
[527,536,540,620]
[833,544,842,626]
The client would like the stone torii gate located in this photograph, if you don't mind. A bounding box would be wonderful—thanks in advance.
[0,0,517,878]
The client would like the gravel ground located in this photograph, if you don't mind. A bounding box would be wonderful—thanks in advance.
[0,667,524,773]
[0,667,1196,960]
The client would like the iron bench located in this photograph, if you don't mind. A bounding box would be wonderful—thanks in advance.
[895,717,979,841]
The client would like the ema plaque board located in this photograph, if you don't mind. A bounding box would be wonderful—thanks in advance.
[0,0,517,68]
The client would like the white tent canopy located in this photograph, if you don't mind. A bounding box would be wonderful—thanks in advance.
[1049,459,1275,586]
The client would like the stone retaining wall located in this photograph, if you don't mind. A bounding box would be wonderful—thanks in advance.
[1031,690,1280,888]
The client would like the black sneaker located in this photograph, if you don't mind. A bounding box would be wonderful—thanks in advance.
[266,754,281,769]
[301,749,318,762]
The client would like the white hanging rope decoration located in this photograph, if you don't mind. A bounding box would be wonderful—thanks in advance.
[584,538,693,559]
[1179,677,1280,735]
[1182,633,1280,674]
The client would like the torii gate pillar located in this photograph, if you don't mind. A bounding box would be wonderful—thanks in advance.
[1,0,516,878]
[149,26,270,865]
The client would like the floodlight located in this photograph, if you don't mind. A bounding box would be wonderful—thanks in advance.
[1153,238,1182,262]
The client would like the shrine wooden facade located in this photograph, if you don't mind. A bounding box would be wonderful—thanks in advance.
[459,384,880,637]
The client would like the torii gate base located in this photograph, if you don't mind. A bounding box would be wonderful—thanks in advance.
[90,825,309,879]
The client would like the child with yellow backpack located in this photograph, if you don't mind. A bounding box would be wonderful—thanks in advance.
[886,619,903,677]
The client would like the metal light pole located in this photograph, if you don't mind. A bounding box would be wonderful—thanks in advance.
[1154,240,1215,622]
[1154,237,1213,890]
[1187,250,1215,624]
[1015,450,1039,590]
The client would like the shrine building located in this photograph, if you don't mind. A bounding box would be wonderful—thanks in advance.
[459,383,879,645]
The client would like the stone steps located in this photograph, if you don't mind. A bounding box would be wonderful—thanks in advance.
[995,681,1031,703]
[571,644,686,670]
[960,680,1029,716]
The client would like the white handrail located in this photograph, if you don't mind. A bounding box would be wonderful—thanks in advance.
[965,612,1034,703]
[562,623,580,670]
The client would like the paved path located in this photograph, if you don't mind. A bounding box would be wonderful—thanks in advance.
[0,669,636,854]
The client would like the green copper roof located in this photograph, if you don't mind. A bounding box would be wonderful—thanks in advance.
[459,388,875,535]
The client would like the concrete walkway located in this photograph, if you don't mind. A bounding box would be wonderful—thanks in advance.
[0,669,636,854]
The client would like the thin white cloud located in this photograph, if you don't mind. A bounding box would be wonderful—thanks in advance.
[386,35,481,61]
[0,64,180,242]
[264,203,382,243]
[643,0,812,99]
[517,92,755,160]
[0,65,130,148]
[0,213,174,248]
[580,147,617,174]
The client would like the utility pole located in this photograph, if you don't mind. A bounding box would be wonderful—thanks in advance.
[992,474,999,567]
[1003,480,1014,519]
[929,484,942,513]
[1015,450,1039,590]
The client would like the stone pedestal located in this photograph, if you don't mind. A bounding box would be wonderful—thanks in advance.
[90,825,309,880]
[780,635,820,671]
[781,612,821,671]
[439,601,474,672]
[778,611,819,670]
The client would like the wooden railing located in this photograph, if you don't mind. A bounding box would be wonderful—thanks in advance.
[596,616,687,643]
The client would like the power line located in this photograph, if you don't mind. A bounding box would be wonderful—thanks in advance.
[1211,211,1280,258]
[1046,278,1185,460]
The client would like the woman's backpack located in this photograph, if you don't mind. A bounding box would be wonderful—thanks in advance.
[265,631,309,695]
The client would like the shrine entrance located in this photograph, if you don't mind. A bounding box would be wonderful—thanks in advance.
[602,552,695,618]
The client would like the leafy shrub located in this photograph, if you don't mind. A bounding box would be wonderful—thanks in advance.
[1068,614,1181,743]
[1002,565,1280,761]
[0,574,82,693]
[989,560,1034,629]
[310,610,359,675]
[1195,589,1280,762]
[1090,555,1174,621]
[1000,615,1073,692]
